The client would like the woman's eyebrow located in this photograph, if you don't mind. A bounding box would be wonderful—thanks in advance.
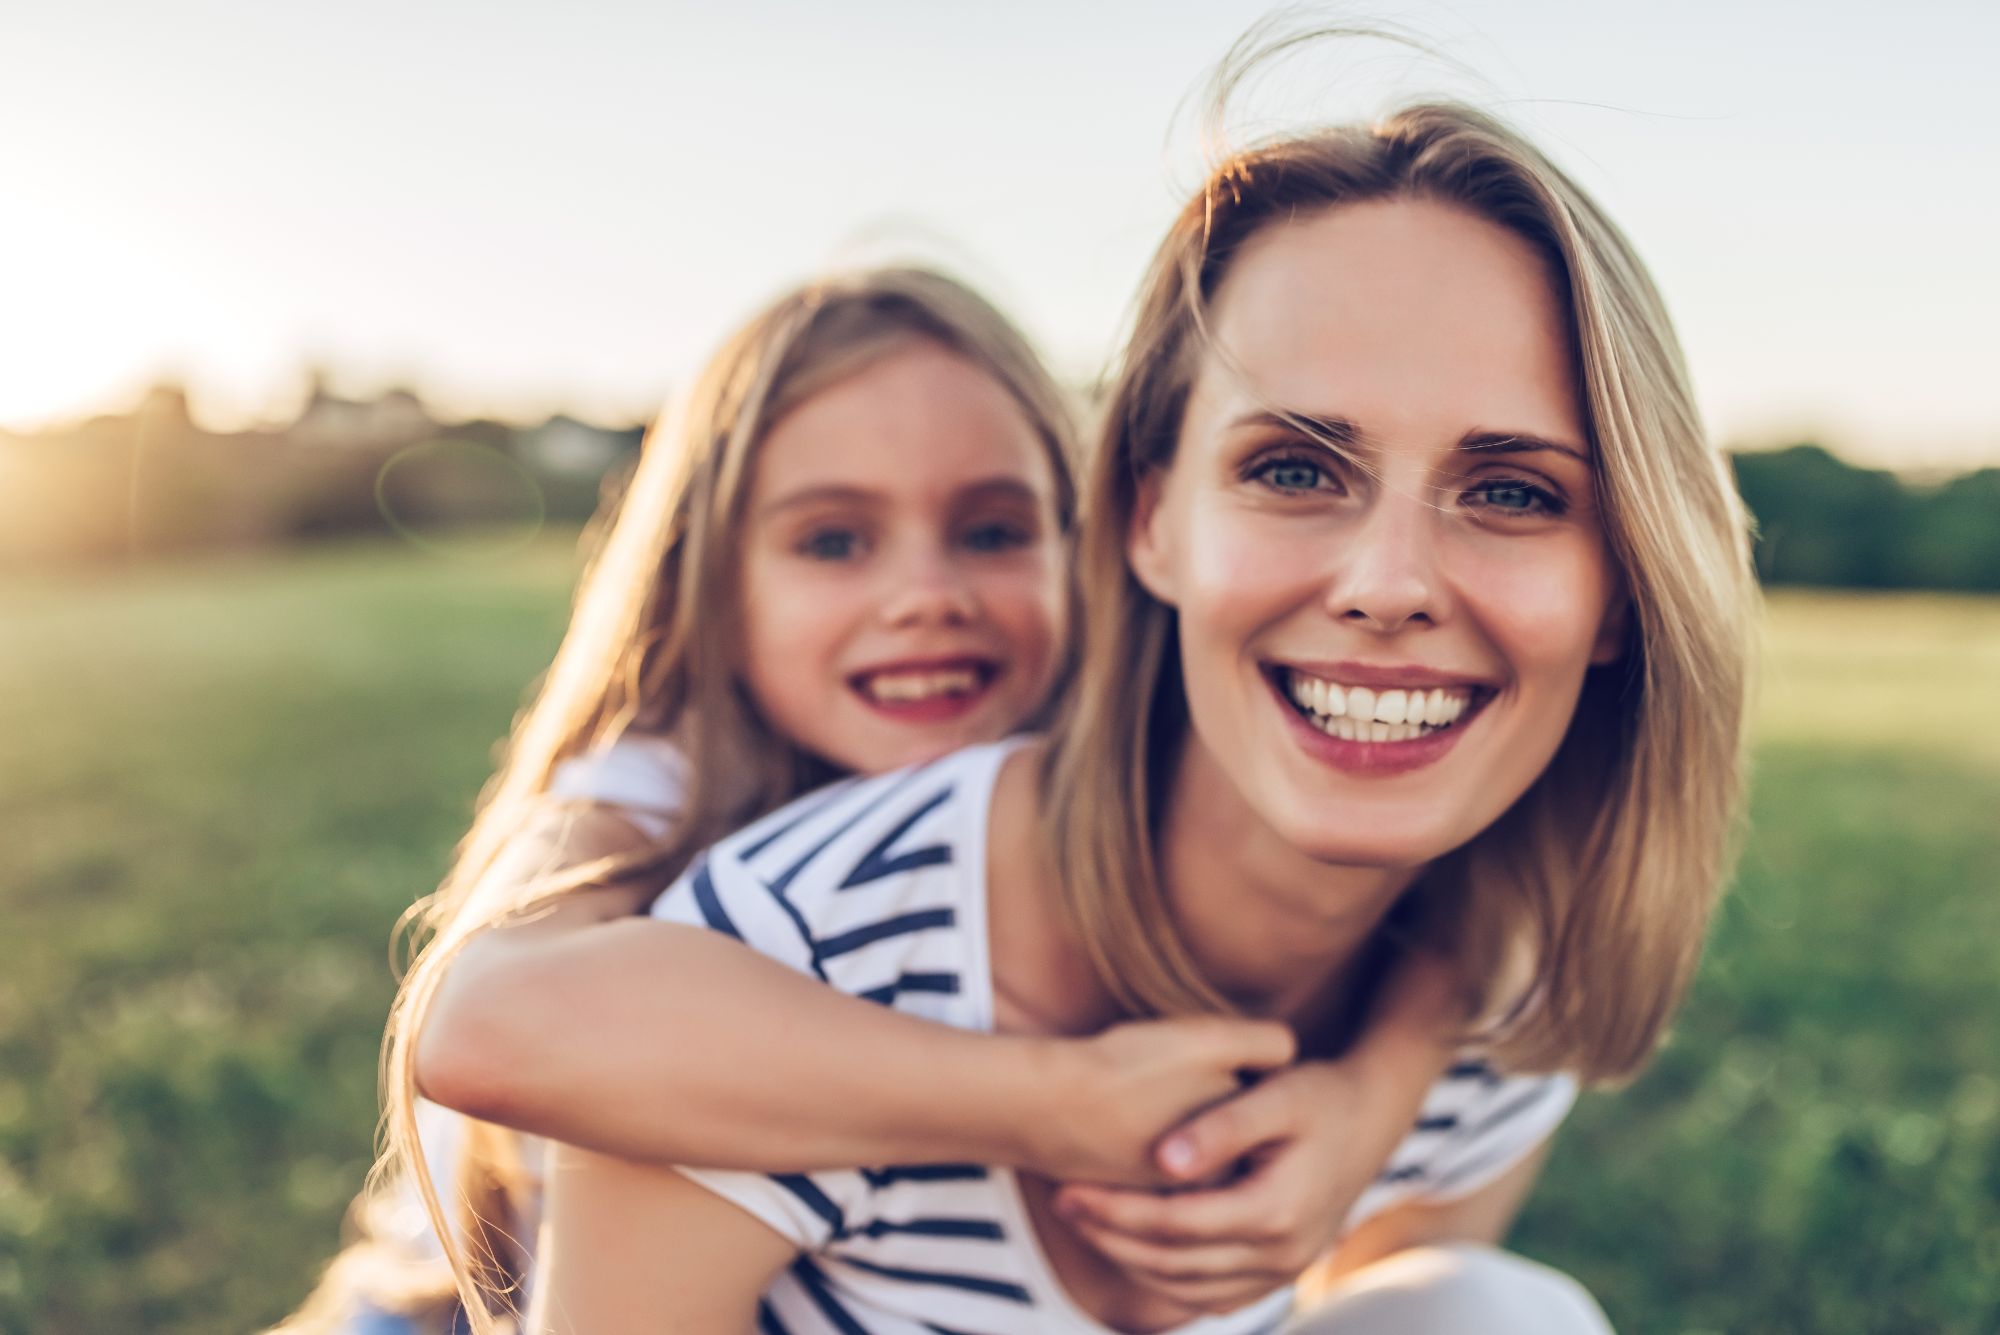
[1458,430,1590,463]
[1227,408,1359,447]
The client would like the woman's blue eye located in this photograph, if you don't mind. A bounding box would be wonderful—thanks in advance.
[1256,457,1327,492]
[798,529,860,560]
[1466,480,1561,515]
[962,523,1028,553]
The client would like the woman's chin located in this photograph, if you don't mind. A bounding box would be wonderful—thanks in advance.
[1278,808,1472,874]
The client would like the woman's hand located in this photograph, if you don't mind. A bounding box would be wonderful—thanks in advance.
[1014,1016,1297,1187]
[1049,1056,1427,1313]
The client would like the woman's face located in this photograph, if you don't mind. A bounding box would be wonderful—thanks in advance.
[737,341,1068,775]
[1129,196,1626,869]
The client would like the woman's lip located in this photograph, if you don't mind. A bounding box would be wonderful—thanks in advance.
[1274,659,1500,691]
[1263,671,1487,776]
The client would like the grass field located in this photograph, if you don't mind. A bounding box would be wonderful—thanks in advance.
[2,540,1996,1333]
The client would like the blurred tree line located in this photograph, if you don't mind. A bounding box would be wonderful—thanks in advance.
[1733,444,2000,591]
[3,388,1997,590]
[0,382,642,569]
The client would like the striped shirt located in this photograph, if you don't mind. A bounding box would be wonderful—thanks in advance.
[649,739,1576,1335]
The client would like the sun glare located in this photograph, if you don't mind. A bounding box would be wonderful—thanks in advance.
[0,213,196,431]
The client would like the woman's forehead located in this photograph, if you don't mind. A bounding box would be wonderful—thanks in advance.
[1193,198,1585,449]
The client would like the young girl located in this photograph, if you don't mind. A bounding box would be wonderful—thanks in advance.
[498,77,1755,1335]
[282,266,1461,1333]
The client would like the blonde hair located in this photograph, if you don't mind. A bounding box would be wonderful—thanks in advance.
[1044,88,1757,1080]
[275,266,1076,1334]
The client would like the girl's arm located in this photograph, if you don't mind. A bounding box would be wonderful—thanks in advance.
[529,1144,797,1335]
[417,802,1294,1185]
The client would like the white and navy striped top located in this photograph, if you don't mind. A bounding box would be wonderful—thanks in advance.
[648,739,1577,1335]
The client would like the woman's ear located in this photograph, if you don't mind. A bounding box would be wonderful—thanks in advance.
[1125,468,1180,608]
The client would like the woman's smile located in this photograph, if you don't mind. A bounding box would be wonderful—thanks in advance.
[1265,663,1497,776]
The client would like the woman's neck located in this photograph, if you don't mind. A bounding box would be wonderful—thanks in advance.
[1155,733,1421,1033]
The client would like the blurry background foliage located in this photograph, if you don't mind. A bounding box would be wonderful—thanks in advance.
[1,412,1997,1333]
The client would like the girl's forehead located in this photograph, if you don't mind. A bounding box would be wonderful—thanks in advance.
[751,345,1059,508]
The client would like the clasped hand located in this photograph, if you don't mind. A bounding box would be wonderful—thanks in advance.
[1023,1017,1398,1318]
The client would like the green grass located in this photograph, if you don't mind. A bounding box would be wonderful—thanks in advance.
[0,540,576,1334]
[1,546,1995,1332]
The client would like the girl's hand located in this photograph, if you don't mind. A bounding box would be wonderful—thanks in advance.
[1050,1059,1401,1313]
[1017,1016,1297,1188]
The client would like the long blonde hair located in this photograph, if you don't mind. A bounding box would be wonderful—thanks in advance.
[1044,87,1757,1080]
[275,266,1076,1334]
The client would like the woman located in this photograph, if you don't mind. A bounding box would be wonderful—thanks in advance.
[524,89,1757,1335]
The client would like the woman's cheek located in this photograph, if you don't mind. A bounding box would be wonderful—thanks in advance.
[1454,538,1618,672]
[1181,507,1326,613]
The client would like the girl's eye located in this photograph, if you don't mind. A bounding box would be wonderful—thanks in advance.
[797,528,862,561]
[1464,479,1564,517]
[1250,454,1332,493]
[961,522,1030,554]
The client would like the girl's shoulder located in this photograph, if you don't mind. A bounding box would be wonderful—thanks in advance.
[544,732,692,836]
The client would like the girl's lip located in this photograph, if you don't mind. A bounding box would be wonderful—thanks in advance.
[846,654,998,683]
[1262,669,1491,776]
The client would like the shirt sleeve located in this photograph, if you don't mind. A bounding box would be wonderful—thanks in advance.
[543,734,690,840]
[1424,1069,1577,1201]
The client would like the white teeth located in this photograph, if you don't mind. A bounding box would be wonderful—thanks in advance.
[864,668,979,703]
[1281,669,1476,741]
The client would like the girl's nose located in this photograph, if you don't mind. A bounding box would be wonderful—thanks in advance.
[880,548,979,628]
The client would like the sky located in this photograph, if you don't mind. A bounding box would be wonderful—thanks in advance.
[2,0,1996,470]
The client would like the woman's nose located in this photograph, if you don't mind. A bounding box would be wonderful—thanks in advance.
[1322,492,1442,633]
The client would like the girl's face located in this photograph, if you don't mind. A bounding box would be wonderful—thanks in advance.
[737,342,1068,775]
[1129,197,1627,869]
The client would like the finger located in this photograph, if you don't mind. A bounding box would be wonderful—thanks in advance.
[1067,1221,1292,1314]
[1065,1214,1273,1282]
[1128,1272,1290,1316]
[1155,1074,1302,1182]
[1057,1169,1289,1245]
[1171,1014,1296,1077]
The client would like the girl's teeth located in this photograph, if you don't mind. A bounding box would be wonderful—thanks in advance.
[867,668,979,702]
